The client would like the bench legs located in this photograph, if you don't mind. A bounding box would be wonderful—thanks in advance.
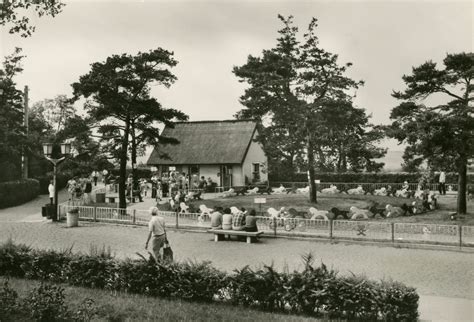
[214,234,226,242]
[213,234,256,243]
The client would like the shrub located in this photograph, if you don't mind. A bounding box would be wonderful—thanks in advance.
[24,282,68,321]
[0,280,19,319]
[380,280,419,322]
[65,255,115,289]
[270,171,470,184]
[0,242,419,321]
[22,249,72,281]
[0,240,32,277]
[0,178,40,208]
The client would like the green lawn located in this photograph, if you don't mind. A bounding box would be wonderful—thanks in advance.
[187,193,474,225]
[1,277,319,322]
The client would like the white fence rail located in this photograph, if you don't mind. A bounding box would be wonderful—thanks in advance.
[58,204,473,248]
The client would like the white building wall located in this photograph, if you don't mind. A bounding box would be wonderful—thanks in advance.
[232,165,244,186]
[242,133,268,184]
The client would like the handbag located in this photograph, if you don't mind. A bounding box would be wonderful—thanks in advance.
[162,239,173,263]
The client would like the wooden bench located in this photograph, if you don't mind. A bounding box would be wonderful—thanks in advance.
[207,230,263,244]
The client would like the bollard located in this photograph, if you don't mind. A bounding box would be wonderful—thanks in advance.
[93,207,97,222]
[133,209,136,225]
[273,218,277,237]
[458,225,462,248]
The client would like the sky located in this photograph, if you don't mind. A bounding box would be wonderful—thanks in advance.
[2,0,473,158]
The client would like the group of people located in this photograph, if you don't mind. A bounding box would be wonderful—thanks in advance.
[149,172,215,202]
[64,175,94,203]
[209,207,258,232]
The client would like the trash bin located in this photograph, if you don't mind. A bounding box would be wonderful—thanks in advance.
[42,204,56,220]
[96,192,105,203]
[67,210,79,227]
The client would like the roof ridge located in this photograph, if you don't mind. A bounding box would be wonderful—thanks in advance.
[173,119,255,124]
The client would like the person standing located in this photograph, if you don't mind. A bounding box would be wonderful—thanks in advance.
[145,207,167,263]
[48,180,55,204]
[91,170,99,186]
[438,171,446,195]
[84,177,92,203]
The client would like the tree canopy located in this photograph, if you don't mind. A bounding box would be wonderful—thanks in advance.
[72,48,188,208]
[0,0,65,37]
[389,52,473,214]
[233,15,383,202]
[0,48,27,181]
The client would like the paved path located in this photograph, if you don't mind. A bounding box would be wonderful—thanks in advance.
[1,193,473,321]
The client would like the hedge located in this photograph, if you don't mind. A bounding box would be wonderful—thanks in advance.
[0,179,40,209]
[34,173,69,195]
[270,171,470,184]
[0,241,419,321]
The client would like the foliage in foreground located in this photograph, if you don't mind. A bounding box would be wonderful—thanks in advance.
[0,240,419,321]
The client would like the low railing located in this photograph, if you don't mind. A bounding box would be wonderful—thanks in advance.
[271,182,464,193]
[58,204,474,249]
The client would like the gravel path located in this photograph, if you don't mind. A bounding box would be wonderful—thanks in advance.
[1,192,473,320]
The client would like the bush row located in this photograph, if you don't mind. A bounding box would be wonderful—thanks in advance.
[0,241,419,321]
[0,179,40,209]
[34,173,70,195]
[270,171,468,184]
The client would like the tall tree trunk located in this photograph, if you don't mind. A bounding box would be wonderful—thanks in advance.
[307,133,317,203]
[457,156,467,214]
[118,115,130,209]
[130,120,138,193]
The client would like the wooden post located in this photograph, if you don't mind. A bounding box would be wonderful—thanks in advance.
[175,210,179,229]
[391,222,395,243]
[93,207,97,222]
[133,209,136,225]
[329,219,333,239]
[458,225,462,248]
[273,218,277,237]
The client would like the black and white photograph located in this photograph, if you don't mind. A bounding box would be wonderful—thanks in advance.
[0,0,473,321]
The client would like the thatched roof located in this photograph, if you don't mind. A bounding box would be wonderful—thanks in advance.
[147,120,257,165]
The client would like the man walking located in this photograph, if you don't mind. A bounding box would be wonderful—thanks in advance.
[145,207,167,263]
[438,171,446,195]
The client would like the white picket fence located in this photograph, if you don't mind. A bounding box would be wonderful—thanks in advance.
[58,204,474,248]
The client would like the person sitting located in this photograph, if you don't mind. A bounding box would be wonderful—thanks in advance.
[232,208,246,231]
[222,208,233,230]
[210,207,223,229]
[244,209,258,232]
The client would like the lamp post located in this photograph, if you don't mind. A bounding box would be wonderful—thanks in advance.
[42,142,71,221]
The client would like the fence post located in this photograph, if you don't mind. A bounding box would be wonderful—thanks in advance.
[133,209,136,225]
[391,222,395,243]
[273,218,277,237]
[458,225,462,248]
[93,207,97,222]
[175,210,179,229]
[329,220,333,240]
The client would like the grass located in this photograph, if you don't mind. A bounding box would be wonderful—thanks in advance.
[1,277,319,322]
[185,193,474,226]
